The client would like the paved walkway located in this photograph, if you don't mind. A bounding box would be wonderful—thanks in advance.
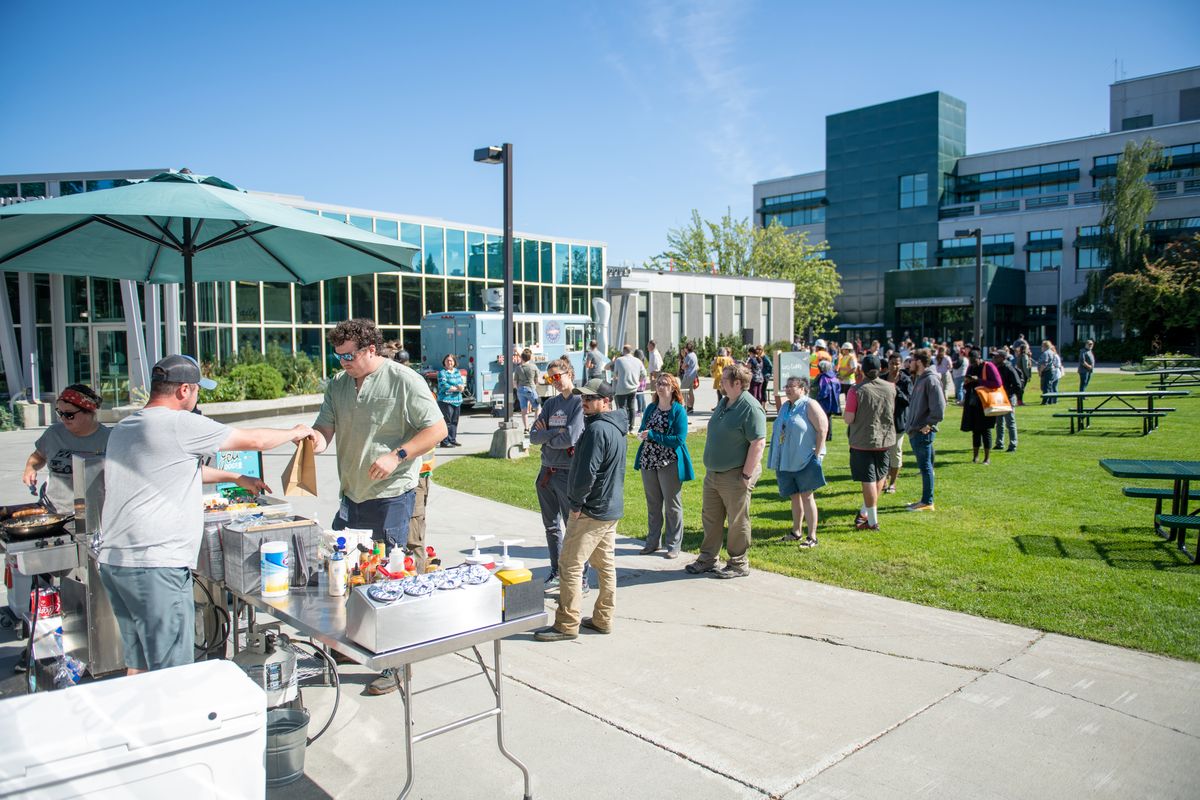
[1,396,1198,798]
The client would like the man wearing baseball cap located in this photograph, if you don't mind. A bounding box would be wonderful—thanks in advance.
[99,354,315,675]
[536,378,627,641]
[843,354,896,532]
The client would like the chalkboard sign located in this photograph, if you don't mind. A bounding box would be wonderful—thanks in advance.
[774,350,811,397]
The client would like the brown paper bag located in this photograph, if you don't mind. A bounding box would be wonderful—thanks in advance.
[282,437,318,496]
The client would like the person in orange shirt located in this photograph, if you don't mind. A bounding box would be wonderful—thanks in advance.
[808,339,831,379]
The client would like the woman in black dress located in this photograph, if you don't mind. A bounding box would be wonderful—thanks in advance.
[960,348,1003,464]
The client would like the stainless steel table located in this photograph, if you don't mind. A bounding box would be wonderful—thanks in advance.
[228,584,546,799]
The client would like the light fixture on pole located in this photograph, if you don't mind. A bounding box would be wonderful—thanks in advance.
[956,227,984,348]
[475,143,525,459]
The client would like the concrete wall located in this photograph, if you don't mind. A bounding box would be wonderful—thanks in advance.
[1109,66,1200,130]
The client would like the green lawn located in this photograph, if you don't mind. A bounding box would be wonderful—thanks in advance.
[437,371,1200,661]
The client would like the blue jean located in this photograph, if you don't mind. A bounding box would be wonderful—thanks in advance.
[907,430,936,505]
[953,375,965,403]
[994,411,1017,449]
[1079,370,1092,392]
[1041,373,1060,403]
[332,491,416,554]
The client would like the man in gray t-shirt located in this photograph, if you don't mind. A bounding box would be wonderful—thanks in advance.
[584,340,606,381]
[99,355,313,674]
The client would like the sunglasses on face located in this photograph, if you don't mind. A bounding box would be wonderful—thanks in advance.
[334,346,369,363]
[548,372,565,382]
[57,408,87,420]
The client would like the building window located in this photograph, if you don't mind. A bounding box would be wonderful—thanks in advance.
[1077,248,1109,269]
[899,173,928,208]
[733,296,744,336]
[764,207,825,227]
[898,241,928,270]
[703,295,715,341]
[761,300,771,343]
[1028,251,1062,272]
[1121,115,1153,131]
[671,294,683,348]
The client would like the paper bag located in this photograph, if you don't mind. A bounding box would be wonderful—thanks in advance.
[282,437,318,496]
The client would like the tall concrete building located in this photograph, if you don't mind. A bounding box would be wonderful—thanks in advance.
[753,65,1200,346]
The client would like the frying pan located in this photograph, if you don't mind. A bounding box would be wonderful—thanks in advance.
[0,512,74,540]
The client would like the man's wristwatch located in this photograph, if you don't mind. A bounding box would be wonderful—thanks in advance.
[394,447,408,460]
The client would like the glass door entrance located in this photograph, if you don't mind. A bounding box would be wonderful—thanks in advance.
[92,326,130,407]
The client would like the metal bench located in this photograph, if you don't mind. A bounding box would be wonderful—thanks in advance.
[1052,410,1167,435]
[1124,487,1200,536]
[1155,514,1200,558]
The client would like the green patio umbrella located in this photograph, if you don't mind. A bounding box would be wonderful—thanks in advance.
[0,171,420,355]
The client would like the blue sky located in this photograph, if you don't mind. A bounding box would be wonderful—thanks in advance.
[1,0,1196,265]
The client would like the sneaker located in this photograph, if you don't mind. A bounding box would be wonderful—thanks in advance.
[581,617,611,634]
[1006,445,1017,453]
[663,551,680,560]
[685,560,718,574]
[366,668,400,696]
[854,516,872,530]
[860,523,880,531]
[883,485,896,494]
[711,565,750,579]
[906,502,935,512]
[543,573,560,591]
[638,544,659,555]
[534,626,578,642]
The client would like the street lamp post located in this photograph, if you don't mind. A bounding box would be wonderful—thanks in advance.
[956,227,984,348]
[474,143,525,459]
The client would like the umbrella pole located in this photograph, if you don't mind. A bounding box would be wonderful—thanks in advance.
[183,219,198,358]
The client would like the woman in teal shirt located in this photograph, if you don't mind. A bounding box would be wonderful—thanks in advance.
[768,375,828,547]
[634,373,694,559]
[436,354,466,447]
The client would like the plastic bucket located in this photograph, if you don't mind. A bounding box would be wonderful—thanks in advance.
[265,707,309,787]
[261,541,289,598]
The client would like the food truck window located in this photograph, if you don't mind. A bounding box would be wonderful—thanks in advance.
[513,320,542,352]
[564,324,586,352]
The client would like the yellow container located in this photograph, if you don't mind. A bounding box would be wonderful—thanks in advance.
[495,567,532,585]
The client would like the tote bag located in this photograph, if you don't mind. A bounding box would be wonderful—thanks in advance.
[976,385,1013,417]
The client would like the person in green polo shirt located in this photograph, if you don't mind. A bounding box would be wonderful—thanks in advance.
[311,318,447,695]
[685,362,766,579]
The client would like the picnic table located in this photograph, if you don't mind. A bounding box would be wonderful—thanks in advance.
[1143,355,1200,368]
[1100,459,1200,563]
[1045,389,1189,434]
[1134,366,1200,390]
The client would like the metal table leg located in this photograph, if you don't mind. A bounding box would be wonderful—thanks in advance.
[493,639,533,800]
[397,663,415,800]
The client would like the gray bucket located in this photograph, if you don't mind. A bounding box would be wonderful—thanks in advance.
[265,707,310,787]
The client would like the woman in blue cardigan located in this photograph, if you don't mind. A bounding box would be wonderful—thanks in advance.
[634,373,695,559]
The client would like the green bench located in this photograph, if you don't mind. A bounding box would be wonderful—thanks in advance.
[1124,487,1200,535]
[1155,514,1200,557]
[1052,410,1166,435]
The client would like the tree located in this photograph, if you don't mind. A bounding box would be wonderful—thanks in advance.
[655,210,841,335]
[1105,235,1200,353]
[1100,137,1161,275]
[751,221,841,335]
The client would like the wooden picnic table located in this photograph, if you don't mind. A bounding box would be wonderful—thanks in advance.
[1044,389,1189,434]
[1100,458,1200,562]
[1134,366,1200,390]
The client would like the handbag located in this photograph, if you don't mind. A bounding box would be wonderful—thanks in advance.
[976,385,1012,417]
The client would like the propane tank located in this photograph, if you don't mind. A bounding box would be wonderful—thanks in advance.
[232,629,298,708]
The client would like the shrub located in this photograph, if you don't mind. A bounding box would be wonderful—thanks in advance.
[199,377,246,403]
[229,363,285,400]
[265,344,322,395]
[0,405,16,432]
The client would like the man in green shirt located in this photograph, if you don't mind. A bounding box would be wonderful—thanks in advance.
[686,362,766,579]
[312,318,446,695]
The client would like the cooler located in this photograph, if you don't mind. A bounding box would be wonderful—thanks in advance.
[0,660,267,799]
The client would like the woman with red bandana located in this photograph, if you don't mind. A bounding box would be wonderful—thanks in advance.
[22,384,111,511]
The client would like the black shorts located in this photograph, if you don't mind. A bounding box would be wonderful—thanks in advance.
[849,448,890,483]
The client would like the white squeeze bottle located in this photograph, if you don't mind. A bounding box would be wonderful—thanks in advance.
[328,548,348,597]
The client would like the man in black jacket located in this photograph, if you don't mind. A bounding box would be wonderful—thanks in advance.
[882,352,912,495]
[991,348,1022,452]
[536,379,628,641]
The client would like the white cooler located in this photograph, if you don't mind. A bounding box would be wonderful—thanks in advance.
[0,660,267,799]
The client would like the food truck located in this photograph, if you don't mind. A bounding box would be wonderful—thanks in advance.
[419,309,595,411]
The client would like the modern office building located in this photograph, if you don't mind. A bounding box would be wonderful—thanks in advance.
[0,168,606,404]
[753,65,1200,346]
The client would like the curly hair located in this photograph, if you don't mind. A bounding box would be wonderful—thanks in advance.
[329,318,383,351]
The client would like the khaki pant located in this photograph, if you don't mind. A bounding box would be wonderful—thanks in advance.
[699,465,760,570]
[407,474,429,571]
[553,514,618,635]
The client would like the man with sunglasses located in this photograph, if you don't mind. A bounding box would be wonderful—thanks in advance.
[529,357,588,592]
[99,355,315,675]
[310,319,447,695]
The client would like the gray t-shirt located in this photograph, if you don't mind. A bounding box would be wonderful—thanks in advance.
[99,407,230,569]
[586,348,606,380]
[612,354,647,394]
[35,423,110,512]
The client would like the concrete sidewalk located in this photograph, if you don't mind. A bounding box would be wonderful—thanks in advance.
[1,397,1198,798]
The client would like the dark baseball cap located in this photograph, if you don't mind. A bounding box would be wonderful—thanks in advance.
[861,354,882,372]
[151,354,217,390]
[573,378,614,399]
